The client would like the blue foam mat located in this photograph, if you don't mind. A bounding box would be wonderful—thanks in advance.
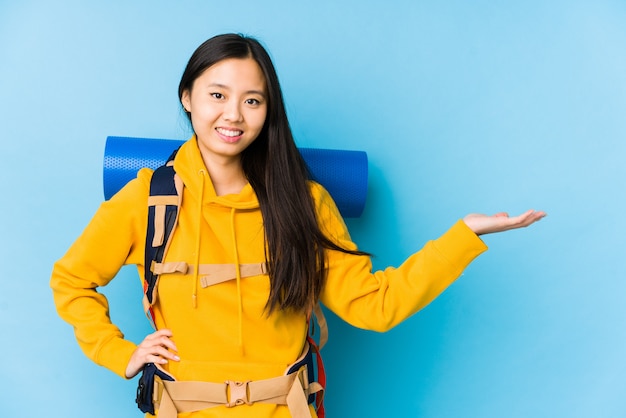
[103,136,368,218]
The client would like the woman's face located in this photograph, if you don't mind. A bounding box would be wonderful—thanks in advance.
[181,57,268,167]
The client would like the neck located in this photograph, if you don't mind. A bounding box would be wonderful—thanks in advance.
[202,155,248,196]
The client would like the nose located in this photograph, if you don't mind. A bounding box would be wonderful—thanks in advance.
[222,100,243,122]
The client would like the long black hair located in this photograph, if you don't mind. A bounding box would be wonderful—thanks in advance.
[178,33,367,313]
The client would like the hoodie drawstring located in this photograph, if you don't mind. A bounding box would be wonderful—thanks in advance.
[230,207,244,354]
[192,170,244,353]
[192,169,206,308]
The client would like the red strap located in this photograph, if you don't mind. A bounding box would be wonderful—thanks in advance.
[307,335,326,418]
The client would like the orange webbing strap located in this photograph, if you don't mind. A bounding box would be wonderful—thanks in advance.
[153,367,322,418]
[313,303,328,350]
[147,195,179,247]
[149,261,268,288]
[199,263,267,287]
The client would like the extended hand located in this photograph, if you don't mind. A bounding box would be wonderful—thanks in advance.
[125,329,180,379]
[463,209,546,236]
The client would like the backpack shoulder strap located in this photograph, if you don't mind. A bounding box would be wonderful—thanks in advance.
[288,302,328,417]
[142,149,182,328]
[312,303,328,350]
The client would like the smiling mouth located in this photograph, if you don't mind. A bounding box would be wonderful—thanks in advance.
[216,127,243,137]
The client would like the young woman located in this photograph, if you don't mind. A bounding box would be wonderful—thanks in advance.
[50,33,545,418]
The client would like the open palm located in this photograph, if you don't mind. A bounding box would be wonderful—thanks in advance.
[463,209,547,236]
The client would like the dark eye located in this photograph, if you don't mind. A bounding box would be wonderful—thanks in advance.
[245,98,260,106]
[211,92,224,99]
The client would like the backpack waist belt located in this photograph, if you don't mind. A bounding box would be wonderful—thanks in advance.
[153,366,322,418]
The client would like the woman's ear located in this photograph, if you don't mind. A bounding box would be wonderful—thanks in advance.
[181,90,191,112]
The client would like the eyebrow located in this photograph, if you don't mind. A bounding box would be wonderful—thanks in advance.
[208,83,266,98]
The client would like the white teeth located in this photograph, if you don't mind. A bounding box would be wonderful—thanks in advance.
[217,128,243,137]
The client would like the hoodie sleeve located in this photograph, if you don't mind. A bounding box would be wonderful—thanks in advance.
[313,183,488,332]
[50,168,153,378]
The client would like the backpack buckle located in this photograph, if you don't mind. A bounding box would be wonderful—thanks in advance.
[225,380,252,407]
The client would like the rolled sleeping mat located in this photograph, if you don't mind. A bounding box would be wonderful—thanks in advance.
[103,136,368,218]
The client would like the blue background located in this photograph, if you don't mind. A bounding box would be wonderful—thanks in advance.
[2,1,625,416]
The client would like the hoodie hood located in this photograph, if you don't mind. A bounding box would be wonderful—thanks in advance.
[173,135,260,211]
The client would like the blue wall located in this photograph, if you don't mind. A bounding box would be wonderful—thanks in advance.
[2,1,625,416]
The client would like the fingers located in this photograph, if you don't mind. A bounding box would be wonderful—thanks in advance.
[142,329,178,352]
[138,329,180,363]
[519,209,546,223]
[126,329,180,378]
[509,209,547,229]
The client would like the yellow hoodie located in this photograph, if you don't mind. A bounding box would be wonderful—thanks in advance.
[51,137,487,417]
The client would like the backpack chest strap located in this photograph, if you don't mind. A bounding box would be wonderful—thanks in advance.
[151,261,267,287]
